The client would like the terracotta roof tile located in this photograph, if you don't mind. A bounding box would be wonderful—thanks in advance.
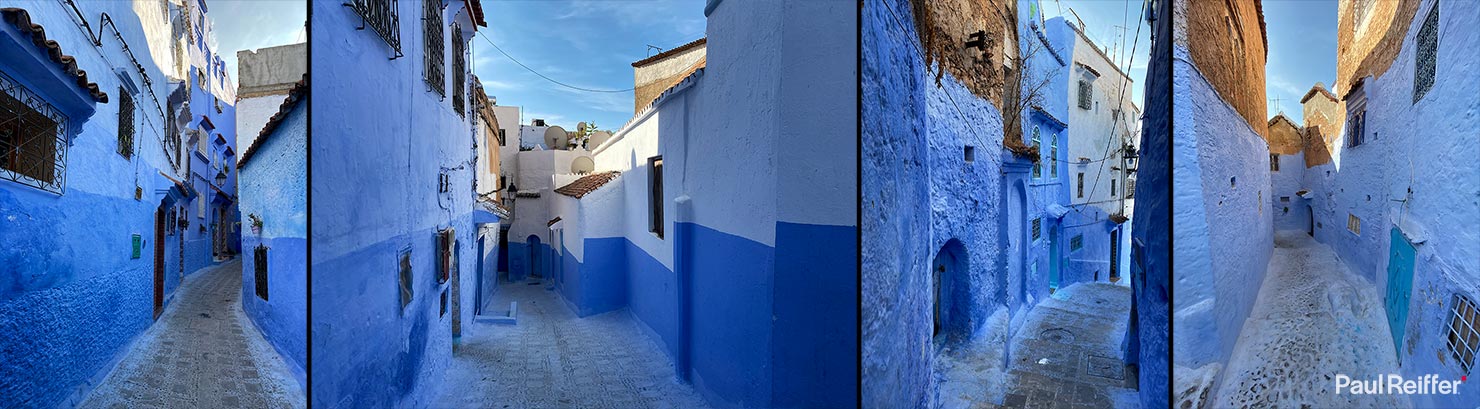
[632,38,705,67]
[547,217,562,227]
[554,171,619,198]
[237,74,307,168]
[1300,83,1338,104]
[1,8,108,103]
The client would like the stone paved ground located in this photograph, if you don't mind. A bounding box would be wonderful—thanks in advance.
[937,282,1138,409]
[437,279,711,408]
[1210,231,1409,409]
[80,259,305,409]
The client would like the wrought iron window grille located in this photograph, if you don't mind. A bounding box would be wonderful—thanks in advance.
[118,87,135,159]
[452,24,466,117]
[423,0,445,97]
[344,0,403,59]
[1449,294,1479,374]
[0,71,69,195]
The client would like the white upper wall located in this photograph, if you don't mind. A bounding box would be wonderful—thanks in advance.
[1066,21,1138,215]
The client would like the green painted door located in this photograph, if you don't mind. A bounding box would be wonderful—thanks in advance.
[1386,227,1416,361]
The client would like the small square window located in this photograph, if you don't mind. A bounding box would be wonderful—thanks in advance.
[1031,218,1041,241]
[964,145,975,163]
[1077,80,1092,109]
[1270,153,1279,172]
[1070,234,1083,251]
[1448,294,1479,374]
[1281,196,1290,203]
[1348,214,1361,235]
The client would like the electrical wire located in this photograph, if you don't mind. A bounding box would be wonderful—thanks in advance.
[476,31,634,94]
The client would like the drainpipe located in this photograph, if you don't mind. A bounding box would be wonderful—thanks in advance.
[673,195,693,382]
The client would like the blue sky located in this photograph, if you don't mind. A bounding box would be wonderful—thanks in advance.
[206,0,306,88]
[1261,1,1338,124]
[1042,0,1151,107]
[472,1,707,131]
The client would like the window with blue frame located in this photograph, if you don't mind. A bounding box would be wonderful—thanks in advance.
[1049,132,1057,178]
[1031,126,1041,178]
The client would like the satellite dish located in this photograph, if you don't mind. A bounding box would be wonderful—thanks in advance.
[544,126,568,150]
[587,131,612,149]
[576,122,588,134]
[571,156,594,174]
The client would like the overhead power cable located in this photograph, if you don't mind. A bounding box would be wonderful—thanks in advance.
[477,32,634,93]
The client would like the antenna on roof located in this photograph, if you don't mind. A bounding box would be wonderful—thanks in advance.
[1270,96,1284,114]
[646,45,663,57]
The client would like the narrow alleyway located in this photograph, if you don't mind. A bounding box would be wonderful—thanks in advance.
[80,260,305,408]
[438,280,710,408]
[1212,230,1408,408]
[938,282,1138,409]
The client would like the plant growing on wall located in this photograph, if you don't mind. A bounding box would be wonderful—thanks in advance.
[1002,24,1063,161]
[248,213,263,235]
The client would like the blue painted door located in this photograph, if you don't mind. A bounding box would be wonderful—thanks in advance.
[1386,227,1416,361]
[1049,229,1060,292]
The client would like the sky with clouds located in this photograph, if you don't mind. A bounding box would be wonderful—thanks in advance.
[206,0,306,87]
[471,1,706,131]
[1261,1,1338,124]
[1041,0,1151,108]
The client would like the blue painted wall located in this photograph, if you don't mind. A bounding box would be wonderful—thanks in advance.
[309,1,482,407]
[1170,26,1273,371]
[238,98,307,388]
[1128,0,1170,406]
[1269,150,1309,232]
[771,222,858,407]
[1310,2,1480,406]
[0,2,233,406]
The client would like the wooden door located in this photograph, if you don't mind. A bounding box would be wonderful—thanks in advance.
[153,205,165,320]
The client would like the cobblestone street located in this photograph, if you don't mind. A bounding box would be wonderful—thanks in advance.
[80,260,305,408]
[1210,231,1409,408]
[437,279,711,408]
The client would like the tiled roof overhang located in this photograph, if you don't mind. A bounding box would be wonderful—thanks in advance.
[632,38,706,67]
[554,171,619,198]
[1,8,108,103]
[237,74,307,169]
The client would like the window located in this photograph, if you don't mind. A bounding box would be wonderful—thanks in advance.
[1077,79,1091,109]
[1049,134,1058,178]
[1070,234,1083,251]
[1448,294,1479,374]
[398,247,413,311]
[1347,105,1366,147]
[649,156,663,238]
[1111,179,1117,196]
[423,0,445,96]
[0,71,68,194]
[437,228,455,284]
[1077,173,1084,198]
[440,289,448,317]
[348,0,401,55]
[1281,196,1290,203]
[1270,153,1279,171]
[1031,127,1041,178]
[254,245,269,300]
[1031,218,1041,241]
[1348,213,1361,235]
[452,24,466,116]
[1414,2,1438,103]
[964,145,975,163]
[118,88,134,159]
[497,129,506,145]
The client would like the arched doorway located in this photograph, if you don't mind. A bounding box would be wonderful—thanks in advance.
[527,235,542,279]
[932,239,967,347]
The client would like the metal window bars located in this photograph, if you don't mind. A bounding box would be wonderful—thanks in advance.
[452,24,465,116]
[0,71,68,195]
[1449,294,1479,374]
[346,0,403,59]
[118,87,134,159]
[423,0,445,96]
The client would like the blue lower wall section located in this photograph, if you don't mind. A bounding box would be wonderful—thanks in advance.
[558,238,628,317]
[0,187,173,407]
[772,222,858,408]
[241,236,308,388]
[311,223,465,408]
[685,222,775,408]
[625,238,679,358]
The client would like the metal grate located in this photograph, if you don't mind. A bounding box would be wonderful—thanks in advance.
[1032,218,1041,240]
[1077,80,1092,109]
[118,87,134,159]
[254,245,269,301]
[1070,234,1083,251]
[423,0,445,96]
[452,23,465,116]
[1348,213,1361,235]
[1414,2,1438,103]
[0,71,68,194]
[1448,294,1479,374]
[1270,153,1279,171]
[348,0,402,57]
